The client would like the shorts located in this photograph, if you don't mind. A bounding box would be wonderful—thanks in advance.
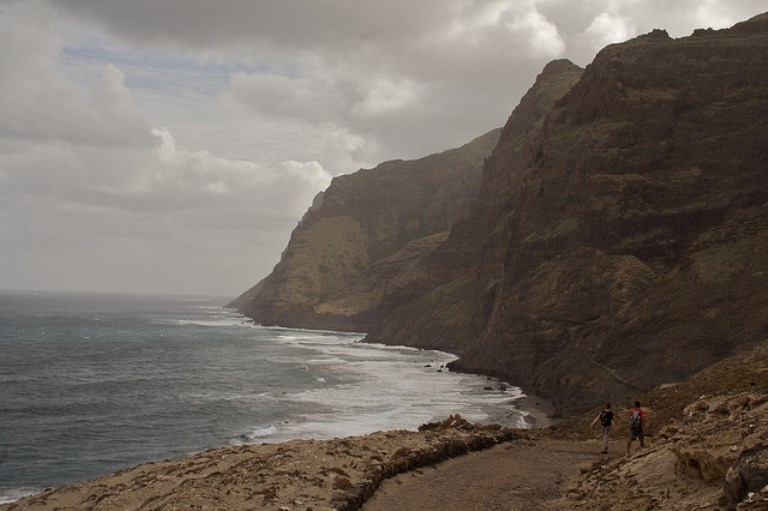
[629,426,644,441]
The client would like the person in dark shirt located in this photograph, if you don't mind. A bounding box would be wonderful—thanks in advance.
[590,402,614,454]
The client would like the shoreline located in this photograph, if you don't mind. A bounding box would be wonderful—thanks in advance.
[0,312,529,506]
[357,333,557,430]
[0,395,552,507]
[514,394,558,429]
[0,308,551,507]
[0,416,525,511]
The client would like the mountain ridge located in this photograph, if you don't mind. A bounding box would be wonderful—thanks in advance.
[233,13,768,416]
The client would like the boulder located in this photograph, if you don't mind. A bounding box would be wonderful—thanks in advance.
[724,444,768,508]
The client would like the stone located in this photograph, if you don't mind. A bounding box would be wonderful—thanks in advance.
[724,444,768,507]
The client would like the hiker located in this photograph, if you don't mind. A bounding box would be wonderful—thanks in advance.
[590,402,614,453]
[626,400,646,456]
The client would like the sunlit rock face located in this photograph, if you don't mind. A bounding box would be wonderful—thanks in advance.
[231,128,500,332]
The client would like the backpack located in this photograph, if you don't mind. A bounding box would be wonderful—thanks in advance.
[600,410,613,427]
[630,409,643,428]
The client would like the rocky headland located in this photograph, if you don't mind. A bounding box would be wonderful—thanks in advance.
[230,128,500,333]
[233,13,768,417]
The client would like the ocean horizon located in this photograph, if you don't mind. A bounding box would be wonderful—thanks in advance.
[0,290,525,504]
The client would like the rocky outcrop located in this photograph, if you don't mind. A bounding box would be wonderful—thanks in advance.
[724,445,768,509]
[231,129,500,332]
[556,338,768,509]
[565,392,768,510]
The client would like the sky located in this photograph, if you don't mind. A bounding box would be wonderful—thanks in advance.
[0,1,764,297]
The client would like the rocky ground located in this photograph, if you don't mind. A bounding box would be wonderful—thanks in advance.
[5,343,767,511]
[559,341,768,510]
[564,392,768,510]
[362,390,768,511]
[0,416,522,511]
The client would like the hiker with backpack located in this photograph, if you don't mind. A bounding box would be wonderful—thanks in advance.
[626,401,646,456]
[590,402,614,453]
[589,403,613,454]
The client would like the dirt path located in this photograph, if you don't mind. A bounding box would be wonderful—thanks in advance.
[362,438,617,511]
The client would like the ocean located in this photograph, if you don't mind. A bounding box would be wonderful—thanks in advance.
[0,290,525,504]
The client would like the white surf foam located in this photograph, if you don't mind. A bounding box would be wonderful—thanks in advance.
[236,328,524,443]
[158,318,252,328]
[245,425,278,440]
[0,487,39,505]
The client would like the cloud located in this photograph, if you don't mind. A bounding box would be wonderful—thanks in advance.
[144,127,331,216]
[226,72,331,124]
[0,13,152,148]
[505,8,566,58]
[0,2,333,295]
[0,124,332,295]
[46,0,577,157]
[226,67,422,129]
[582,12,635,48]
[1,0,766,295]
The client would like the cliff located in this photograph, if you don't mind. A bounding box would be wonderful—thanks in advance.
[368,13,768,414]
[362,59,584,352]
[235,13,768,415]
[231,128,500,331]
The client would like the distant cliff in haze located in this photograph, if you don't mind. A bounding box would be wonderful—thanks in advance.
[230,128,500,332]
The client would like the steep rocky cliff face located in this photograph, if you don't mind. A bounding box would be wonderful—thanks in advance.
[235,14,768,415]
[360,59,585,352]
[232,129,500,331]
[369,14,768,414]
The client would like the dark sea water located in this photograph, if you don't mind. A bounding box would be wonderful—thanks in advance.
[0,290,524,503]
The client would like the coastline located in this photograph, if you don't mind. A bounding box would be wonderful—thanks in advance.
[1,299,555,508]
[0,305,525,507]
[5,381,767,509]
[357,334,559,431]
[0,396,553,509]
[0,416,523,511]
[514,395,558,429]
